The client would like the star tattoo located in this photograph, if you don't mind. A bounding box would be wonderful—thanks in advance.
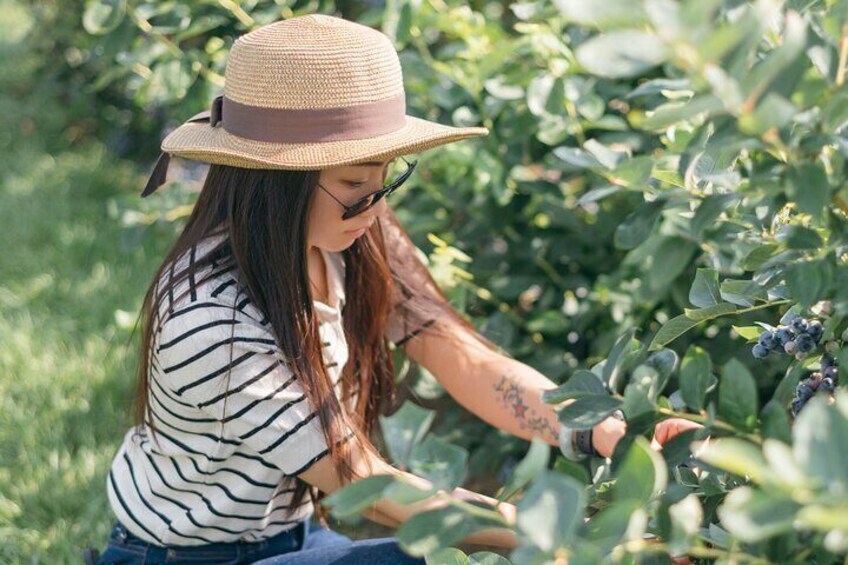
[493,373,558,443]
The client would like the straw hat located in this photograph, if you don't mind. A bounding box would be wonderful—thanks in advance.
[142,13,489,196]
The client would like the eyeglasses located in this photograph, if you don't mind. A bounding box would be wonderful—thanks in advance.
[318,156,417,220]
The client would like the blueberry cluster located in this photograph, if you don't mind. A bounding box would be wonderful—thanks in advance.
[752,317,824,361]
[791,354,840,417]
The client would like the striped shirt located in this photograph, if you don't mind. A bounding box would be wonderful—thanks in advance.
[106,232,392,546]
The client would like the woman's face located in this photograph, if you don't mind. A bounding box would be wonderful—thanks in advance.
[306,157,394,253]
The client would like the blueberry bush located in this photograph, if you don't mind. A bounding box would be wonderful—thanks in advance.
[70,0,848,563]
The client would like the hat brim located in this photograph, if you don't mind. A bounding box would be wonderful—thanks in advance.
[160,115,489,170]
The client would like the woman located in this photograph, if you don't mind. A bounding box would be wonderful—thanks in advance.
[92,14,697,564]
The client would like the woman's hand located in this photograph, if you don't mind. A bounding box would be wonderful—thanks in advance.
[593,416,704,457]
[650,418,703,451]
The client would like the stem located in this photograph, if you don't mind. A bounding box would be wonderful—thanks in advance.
[533,255,569,291]
[836,24,848,87]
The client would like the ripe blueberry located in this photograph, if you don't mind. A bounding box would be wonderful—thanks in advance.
[752,344,770,359]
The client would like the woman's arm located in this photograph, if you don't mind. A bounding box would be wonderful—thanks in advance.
[401,318,626,456]
[299,446,519,549]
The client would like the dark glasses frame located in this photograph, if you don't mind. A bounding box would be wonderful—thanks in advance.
[318,156,417,220]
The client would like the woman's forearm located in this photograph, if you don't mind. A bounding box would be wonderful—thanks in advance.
[456,353,626,456]
[366,460,519,548]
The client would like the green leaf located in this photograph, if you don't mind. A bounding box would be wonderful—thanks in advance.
[583,139,625,170]
[793,393,848,498]
[615,436,668,504]
[668,494,703,555]
[602,328,638,391]
[679,345,715,412]
[785,259,832,308]
[642,348,678,393]
[760,400,791,443]
[468,552,512,565]
[732,325,762,341]
[781,225,824,250]
[719,279,767,307]
[622,365,659,420]
[692,438,769,484]
[398,507,497,557]
[542,370,606,404]
[409,436,468,491]
[640,95,723,130]
[383,479,436,506]
[553,455,591,485]
[795,504,848,533]
[552,0,648,29]
[821,90,848,133]
[499,439,550,500]
[426,548,469,565]
[649,314,700,350]
[786,161,830,220]
[516,471,586,552]
[324,475,395,519]
[689,268,721,308]
[614,201,664,250]
[717,487,799,543]
[691,194,738,235]
[552,146,604,169]
[738,93,797,135]
[718,359,759,431]
[527,74,564,118]
[82,0,126,34]
[380,401,435,468]
[576,30,669,79]
[558,395,623,431]
[742,244,782,270]
[684,303,738,321]
[583,500,644,551]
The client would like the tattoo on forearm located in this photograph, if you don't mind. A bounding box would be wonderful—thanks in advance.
[494,374,558,442]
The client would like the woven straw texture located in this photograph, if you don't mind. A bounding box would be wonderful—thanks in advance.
[161,13,489,170]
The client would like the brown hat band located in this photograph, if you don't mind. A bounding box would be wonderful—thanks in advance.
[142,92,407,197]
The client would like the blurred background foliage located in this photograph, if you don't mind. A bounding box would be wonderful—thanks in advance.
[3,0,848,562]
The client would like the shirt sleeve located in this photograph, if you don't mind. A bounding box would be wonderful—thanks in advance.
[378,205,452,347]
[153,300,335,477]
[385,283,449,347]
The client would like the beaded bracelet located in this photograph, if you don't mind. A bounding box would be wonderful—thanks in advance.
[575,428,597,457]
[575,409,627,457]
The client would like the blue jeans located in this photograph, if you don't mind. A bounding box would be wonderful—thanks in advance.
[96,519,424,564]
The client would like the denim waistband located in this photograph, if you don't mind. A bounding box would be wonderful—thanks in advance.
[107,519,309,563]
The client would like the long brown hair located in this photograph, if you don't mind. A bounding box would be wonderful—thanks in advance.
[131,162,503,516]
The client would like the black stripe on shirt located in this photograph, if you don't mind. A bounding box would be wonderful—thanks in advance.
[168,301,240,320]
[148,404,242,447]
[158,318,241,351]
[108,469,166,545]
[258,411,319,455]
[211,279,237,298]
[284,429,356,478]
[149,427,277,473]
[139,447,293,523]
[237,395,307,441]
[395,318,437,347]
[198,360,285,409]
[149,383,217,424]
[122,453,218,544]
[164,335,274,376]
[172,350,258,396]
